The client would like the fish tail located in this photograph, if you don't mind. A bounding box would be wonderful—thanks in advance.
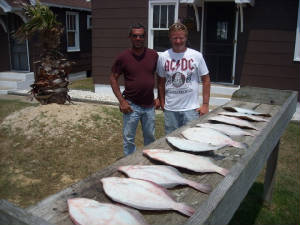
[216,167,229,176]
[173,203,195,217]
[186,180,212,194]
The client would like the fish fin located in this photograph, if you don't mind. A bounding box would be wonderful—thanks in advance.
[117,166,129,177]
[119,205,149,225]
[231,141,248,149]
[251,126,260,131]
[173,203,195,217]
[245,132,255,137]
[185,180,212,194]
[216,167,229,176]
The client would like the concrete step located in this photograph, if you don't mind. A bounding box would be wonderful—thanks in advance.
[0,86,17,94]
[0,71,33,80]
[0,72,34,90]
[0,78,20,88]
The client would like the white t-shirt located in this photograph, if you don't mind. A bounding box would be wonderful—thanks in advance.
[156,48,209,111]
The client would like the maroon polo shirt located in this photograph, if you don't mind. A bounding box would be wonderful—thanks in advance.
[112,48,158,107]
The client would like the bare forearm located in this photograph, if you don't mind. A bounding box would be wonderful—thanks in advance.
[110,73,125,104]
[157,76,166,108]
[202,74,210,106]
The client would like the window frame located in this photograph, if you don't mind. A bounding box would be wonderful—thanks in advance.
[294,2,300,61]
[87,15,92,29]
[148,0,179,50]
[66,11,80,52]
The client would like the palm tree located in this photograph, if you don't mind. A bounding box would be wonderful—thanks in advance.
[15,0,72,104]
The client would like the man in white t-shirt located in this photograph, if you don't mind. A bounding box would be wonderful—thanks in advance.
[157,22,211,134]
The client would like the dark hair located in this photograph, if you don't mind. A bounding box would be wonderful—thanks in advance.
[128,23,146,36]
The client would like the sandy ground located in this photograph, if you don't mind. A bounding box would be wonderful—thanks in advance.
[0,94,114,139]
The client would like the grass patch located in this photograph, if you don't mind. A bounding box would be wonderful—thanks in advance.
[0,99,38,123]
[229,121,300,225]
[0,99,164,207]
[69,78,94,91]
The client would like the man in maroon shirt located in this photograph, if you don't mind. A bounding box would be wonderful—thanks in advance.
[110,23,159,156]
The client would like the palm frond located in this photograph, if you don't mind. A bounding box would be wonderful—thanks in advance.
[14,0,62,43]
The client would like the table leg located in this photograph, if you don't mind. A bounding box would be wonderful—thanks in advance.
[263,141,280,206]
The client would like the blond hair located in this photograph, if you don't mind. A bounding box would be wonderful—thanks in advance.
[169,22,188,37]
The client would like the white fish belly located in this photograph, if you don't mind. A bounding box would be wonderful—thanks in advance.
[209,115,259,130]
[119,165,186,187]
[68,198,147,225]
[218,111,268,122]
[143,149,228,176]
[223,106,271,117]
[197,123,254,136]
[167,136,224,152]
[181,127,231,146]
[101,177,175,210]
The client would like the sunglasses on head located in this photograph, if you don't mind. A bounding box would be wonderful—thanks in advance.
[131,34,145,39]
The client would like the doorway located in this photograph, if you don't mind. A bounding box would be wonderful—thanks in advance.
[203,2,235,83]
[8,14,29,71]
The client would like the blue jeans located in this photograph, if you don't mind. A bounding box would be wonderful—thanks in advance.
[164,109,199,135]
[123,101,155,156]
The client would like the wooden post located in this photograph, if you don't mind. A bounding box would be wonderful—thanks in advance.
[263,141,280,206]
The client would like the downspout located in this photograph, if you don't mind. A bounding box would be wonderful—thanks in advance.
[239,3,244,32]
[192,3,200,32]
[0,18,8,33]
[200,0,204,53]
[232,7,239,84]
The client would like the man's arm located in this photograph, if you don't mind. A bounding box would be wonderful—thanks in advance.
[110,72,133,114]
[157,75,166,111]
[196,74,211,115]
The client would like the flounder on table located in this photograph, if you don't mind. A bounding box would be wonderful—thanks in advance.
[223,106,271,117]
[182,127,248,149]
[143,149,229,176]
[68,198,148,225]
[196,123,254,137]
[101,177,195,217]
[166,136,225,152]
[218,111,269,122]
[209,115,259,130]
[119,164,212,193]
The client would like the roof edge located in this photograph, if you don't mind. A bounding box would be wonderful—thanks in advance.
[42,2,91,12]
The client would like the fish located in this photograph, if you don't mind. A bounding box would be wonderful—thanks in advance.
[68,198,148,225]
[181,127,248,149]
[166,136,225,152]
[196,123,254,137]
[208,115,259,130]
[101,177,195,217]
[218,111,268,122]
[143,149,229,176]
[118,165,212,193]
[223,106,271,117]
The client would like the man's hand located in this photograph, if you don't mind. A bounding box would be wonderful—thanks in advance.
[154,98,160,109]
[119,99,133,114]
[196,104,209,116]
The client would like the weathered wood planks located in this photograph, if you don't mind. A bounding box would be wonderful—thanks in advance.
[1,87,296,225]
[0,200,53,225]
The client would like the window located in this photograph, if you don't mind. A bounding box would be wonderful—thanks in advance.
[66,11,80,52]
[87,15,92,29]
[294,2,300,61]
[217,21,228,40]
[148,0,178,52]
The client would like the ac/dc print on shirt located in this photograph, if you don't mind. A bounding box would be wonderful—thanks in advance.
[164,58,194,93]
[157,48,209,111]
